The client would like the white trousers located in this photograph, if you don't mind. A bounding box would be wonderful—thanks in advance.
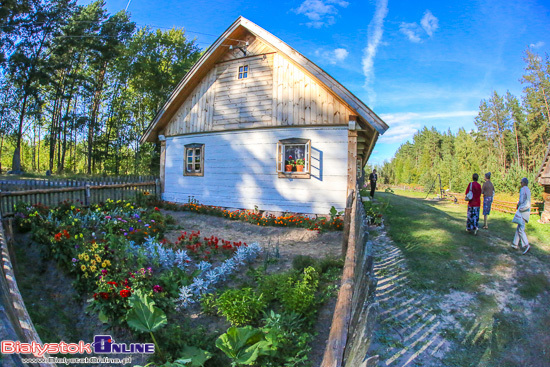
[513,221,529,247]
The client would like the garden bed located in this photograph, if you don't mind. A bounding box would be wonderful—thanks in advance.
[11,198,343,367]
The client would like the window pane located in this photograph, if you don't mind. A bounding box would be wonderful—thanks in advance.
[285,145,306,162]
[187,149,193,157]
[187,164,193,171]
[239,66,243,72]
[195,164,201,171]
[243,72,247,78]
[187,157,193,163]
[238,73,242,79]
[195,148,201,155]
[244,65,248,71]
[195,156,200,162]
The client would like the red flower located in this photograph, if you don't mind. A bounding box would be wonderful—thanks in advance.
[100,292,110,300]
[119,289,131,298]
[107,281,118,287]
[154,207,160,211]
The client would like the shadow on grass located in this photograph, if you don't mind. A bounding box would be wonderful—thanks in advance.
[377,193,549,293]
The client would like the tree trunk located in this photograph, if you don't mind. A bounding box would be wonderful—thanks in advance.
[88,66,107,174]
[12,93,30,173]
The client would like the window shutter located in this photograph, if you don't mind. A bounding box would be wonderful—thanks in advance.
[305,140,310,173]
[276,141,283,172]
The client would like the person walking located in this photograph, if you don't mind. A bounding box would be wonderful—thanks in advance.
[481,172,495,229]
[465,173,482,235]
[512,177,531,254]
[369,169,378,198]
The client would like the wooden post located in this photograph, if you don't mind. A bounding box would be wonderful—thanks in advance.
[347,129,358,198]
[155,179,161,200]
[85,185,91,206]
[160,140,166,195]
[341,191,354,258]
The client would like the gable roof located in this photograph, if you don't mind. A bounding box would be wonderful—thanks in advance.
[538,143,550,185]
[141,16,389,143]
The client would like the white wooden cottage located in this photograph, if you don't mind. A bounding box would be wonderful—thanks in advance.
[141,16,389,214]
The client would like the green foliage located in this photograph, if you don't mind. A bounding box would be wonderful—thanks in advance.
[215,326,276,366]
[126,289,168,333]
[363,199,390,225]
[278,266,319,316]
[216,288,267,326]
[199,292,218,316]
[292,255,316,272]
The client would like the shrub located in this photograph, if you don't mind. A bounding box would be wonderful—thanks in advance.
[292,255,316,272]
[278,266,319,316]
[216,288,266,326]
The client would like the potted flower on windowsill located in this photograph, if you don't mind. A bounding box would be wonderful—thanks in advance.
[285,156,295,172]
[295,159,305,172]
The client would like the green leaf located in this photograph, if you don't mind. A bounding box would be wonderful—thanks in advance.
[215,326,276,365]
[177,345,213,367]
[98,310,109,324]
[126,289,167,333]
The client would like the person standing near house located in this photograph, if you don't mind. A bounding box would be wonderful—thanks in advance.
[481,172,495,229]
[465,173,482,235]
[512,177,531,254]
[369,169,378,198]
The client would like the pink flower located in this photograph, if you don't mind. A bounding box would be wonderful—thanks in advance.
[153,285,163,293]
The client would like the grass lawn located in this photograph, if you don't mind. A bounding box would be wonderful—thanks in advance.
[375,189,550,366]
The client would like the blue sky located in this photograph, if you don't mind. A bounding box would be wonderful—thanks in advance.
[80,0,550,165]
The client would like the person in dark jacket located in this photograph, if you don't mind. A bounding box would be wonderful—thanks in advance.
[369,169,378,198]
[465,173,482,235]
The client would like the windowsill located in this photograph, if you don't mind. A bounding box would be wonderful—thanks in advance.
[184,172,204,177]
[278,172,311,179]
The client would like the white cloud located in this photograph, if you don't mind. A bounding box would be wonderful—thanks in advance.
[314,47,349,65]
[378,110,477,144]
[400,10,438,43]
[294,0,349,28]
[420,10,439,37]
[362,0,389,99]
[529,41,545,49]
[399,22,422,43]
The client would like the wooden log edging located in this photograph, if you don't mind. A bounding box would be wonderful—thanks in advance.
[321,187,379,367]
[0,216,56,367]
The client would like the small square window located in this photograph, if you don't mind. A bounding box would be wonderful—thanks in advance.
[238,65,249,79]
[277,139,311,179]
[184,143,204,176]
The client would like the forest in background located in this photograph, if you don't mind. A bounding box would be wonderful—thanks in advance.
[0,0,202,175]
[378,50,550,201]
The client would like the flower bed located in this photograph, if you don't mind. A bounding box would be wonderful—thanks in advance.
[14,199,343,366]
[157,201,344,232]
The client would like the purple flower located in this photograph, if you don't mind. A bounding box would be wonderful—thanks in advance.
[75,245,80,249]
[105,216,111,219]
[129,227,134,231]
[151,220,155,223]
[72,258,77,262]
[124,232,128,236]
[138,220,142,222]
[153,285,163,293]
[134,214,140,219]
[101,269,108,275]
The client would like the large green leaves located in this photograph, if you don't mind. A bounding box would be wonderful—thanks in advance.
[126,289,167,333]
[215,326,276,366]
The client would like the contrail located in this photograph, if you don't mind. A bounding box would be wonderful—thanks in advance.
[125,0,132,11]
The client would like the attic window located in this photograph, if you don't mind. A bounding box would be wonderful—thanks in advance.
[276,138,311,179]
[184,143,204,176]
[238,65,248,79]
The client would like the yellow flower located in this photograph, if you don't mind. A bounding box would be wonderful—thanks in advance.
[92,244,98,249]
[90,265,97,272]
[84,254,90,261]
[81,265,86,271]
[91,260,97,266]
[105,260,111,266]
[101,262,107,268]
[78,253,84,260]
[95,255,101,263]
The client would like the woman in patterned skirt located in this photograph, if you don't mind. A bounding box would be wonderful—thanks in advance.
[465,173,482,235]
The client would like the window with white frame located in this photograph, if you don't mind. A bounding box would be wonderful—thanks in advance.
[184,143,204,176]
[276,138,311,178]
[238,65,248,79]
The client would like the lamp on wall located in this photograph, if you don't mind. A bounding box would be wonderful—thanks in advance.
[158,135,166,142]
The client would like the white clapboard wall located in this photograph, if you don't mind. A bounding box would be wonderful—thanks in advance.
[163,126,348,214]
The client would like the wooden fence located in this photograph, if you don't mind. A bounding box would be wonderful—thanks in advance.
[446,193,542,215]
[0,177,159,216]
[321,186,379,367]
